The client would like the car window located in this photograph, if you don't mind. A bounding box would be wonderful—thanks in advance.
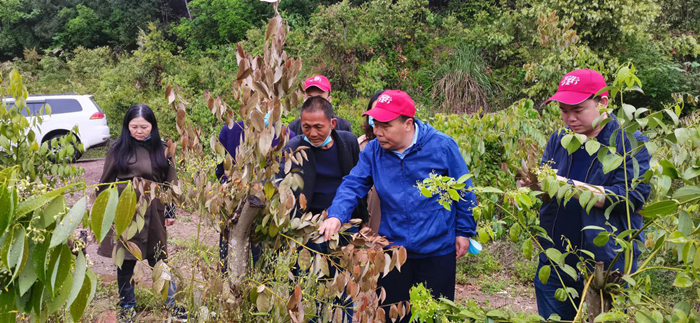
[4,101,46,116]
[46,99,82,114]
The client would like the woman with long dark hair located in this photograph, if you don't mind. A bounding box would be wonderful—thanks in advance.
[359,90,385,232]
[96,104,186,322]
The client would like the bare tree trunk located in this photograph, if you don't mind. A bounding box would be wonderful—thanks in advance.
[587,262,612,323]
[226,196,264,289]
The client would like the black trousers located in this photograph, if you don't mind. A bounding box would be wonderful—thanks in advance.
[117,258,176,308]
[377,251,456,323]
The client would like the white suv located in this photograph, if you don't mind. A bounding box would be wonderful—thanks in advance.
[5,94,110,160]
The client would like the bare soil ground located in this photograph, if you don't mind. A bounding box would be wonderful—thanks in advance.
[75,158,537,322]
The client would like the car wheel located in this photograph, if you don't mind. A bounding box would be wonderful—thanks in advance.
[44,133,83,163]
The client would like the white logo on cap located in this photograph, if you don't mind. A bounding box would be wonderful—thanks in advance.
[560,76,580,86]
[313,76,322,82]
[377,94,393,104]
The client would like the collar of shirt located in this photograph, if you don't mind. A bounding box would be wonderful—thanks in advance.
[391,125,419,160]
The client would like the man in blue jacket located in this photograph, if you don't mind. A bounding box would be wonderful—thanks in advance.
[318,90,478,323]
[519,69,651,319]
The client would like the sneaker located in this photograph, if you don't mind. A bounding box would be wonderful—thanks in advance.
[117,307,135,323]
[168,305,189,322]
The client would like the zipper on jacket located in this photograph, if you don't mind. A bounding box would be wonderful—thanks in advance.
[579,157,598,254]
[551,152,573,250]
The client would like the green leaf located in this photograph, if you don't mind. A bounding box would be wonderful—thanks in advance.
[585,140,600,156]
[673,186,700,204]
[668,231,690,244]
[448,189,461,201]
[457,174,472,184]
[90,187,113,242]
[115,247,125,269]
[48,245,73,295]
[545,248,564,265]
[509,224,521,243]
[520,239,533,259]
[673,272,693,288]
[15,184,77,220]
[554,288,567,301]
[538,265,551,284]
[659,159,679,179]
[115,183,137,238]
[66,252,87,308]
[561,265,578,281]
[0,184,14,234]
[678,211,694,235]
[50,196,87,248]
[256,291,271,313]
[602,154,624,174]
[480,187,503,194]
[6,225,27,280]
[640,200,678,218]
[579,190,592,208]
[46,271,73,314]
[593,232,610,247]
[420,187,433,198]
[682,167,700,181]
[69,267,93,321]
[32,239,48,283]
[18,249,37,296]
[36,195,65,229]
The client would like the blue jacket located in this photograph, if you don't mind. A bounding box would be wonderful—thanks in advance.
[327,120,478,258]
[539,115,651,271]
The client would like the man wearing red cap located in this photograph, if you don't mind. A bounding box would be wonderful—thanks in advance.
[318,90,478,322]
[288,75,353,136]
[518,69,651,319]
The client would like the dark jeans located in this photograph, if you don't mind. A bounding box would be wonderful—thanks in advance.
[534,259,638,320]
[117,258,176,308]
[534,261,584,320]
[294,226,358,322]
[377,251,456,323]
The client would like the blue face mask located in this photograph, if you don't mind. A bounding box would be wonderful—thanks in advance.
[264,111,271,127]
[134,135,151,142]
[368,116,375,127]
[304,135,332,148]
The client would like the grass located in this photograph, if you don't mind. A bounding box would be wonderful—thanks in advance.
[80,144,109,159]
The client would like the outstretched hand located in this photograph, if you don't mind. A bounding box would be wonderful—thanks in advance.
[318,217,342,241]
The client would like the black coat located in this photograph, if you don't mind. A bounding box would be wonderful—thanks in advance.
[280,129,368,223]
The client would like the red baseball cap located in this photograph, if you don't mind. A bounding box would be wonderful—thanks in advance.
[362,90,415,122]
[304,75,331,93]
[546,69,609,105]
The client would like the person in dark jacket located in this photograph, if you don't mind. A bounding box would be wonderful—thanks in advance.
[518,69,651,320]
[287,75,353,135]
[97,104,186,323]
[281,96,368,227]
[318,90,477,323]
[281,96,366,321]
[215,115,295,274]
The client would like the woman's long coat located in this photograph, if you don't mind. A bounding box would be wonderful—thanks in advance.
[97,141,176,261]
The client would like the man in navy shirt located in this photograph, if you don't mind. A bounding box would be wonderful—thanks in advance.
[519,69,651,319]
